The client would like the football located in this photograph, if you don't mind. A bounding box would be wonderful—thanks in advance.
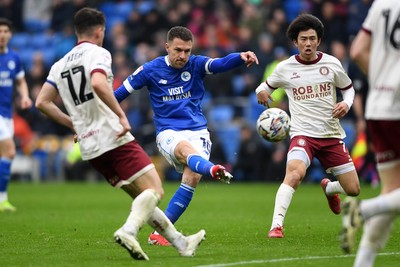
[256,108,290,142]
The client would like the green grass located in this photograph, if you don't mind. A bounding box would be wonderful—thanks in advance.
[1,181,399,267]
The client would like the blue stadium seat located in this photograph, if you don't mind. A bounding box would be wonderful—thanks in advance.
[9,33,30,50]
[214,125,241,165]
[208,104,235,127]
[245,93,265,124]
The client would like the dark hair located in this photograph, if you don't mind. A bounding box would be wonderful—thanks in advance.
[167,26,193,42]
[286,14,324,41]
[74,7,105,35]
[0,18,12,31]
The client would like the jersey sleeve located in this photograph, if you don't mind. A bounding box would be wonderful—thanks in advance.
[362,0,380,33]
[89,47,112,76]
[123,64,148,91]
[266,62,284,89]
[332,58,352,90]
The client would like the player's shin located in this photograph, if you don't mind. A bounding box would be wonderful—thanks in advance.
[122,189,160,235]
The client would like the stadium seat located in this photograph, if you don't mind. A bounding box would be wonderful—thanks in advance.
[214,125,241,165]
[9,33,30,50]
[245,93,265,124]
[208,104,235,127]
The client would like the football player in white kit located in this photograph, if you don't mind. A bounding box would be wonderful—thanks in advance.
[255,14,360,238]
[35,7,205,261]
[340,1,400,266]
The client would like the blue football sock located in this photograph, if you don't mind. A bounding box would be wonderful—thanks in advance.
[164,183,194,224]
[187,154,214,176]
[0,158,12,192]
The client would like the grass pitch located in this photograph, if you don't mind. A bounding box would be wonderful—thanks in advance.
[1,181,399,267]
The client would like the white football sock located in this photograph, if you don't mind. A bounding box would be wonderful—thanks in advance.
[122,189,160,236]
[360,188,400,220]
[147,207,186,250]
[325,181,345,195]
[354,213,395,267]
[270,183,295,230]
[0,192,8,202]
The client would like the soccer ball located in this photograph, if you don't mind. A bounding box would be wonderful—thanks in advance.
[256,108,290,142]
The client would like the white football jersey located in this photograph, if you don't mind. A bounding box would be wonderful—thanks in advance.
[266,52,352,139]
[362,0,400,120]
[46,42,134,160]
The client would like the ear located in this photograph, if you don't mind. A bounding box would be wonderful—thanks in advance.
[165,42,169,52]
[293,40,298,47]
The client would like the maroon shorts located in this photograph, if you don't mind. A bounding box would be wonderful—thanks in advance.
[89,140,153,187]
[367,120,400,164]
[289,136,353,170]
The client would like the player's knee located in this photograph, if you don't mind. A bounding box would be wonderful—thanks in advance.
[346,183,360,196]
[284,171,303,188]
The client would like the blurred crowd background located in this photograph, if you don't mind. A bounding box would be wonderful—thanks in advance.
[3,0,378,185]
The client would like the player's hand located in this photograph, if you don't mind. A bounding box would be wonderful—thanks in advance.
[117,116,132,139]
[73,133,78,143]
[241,51,259,67]
[332,102,349,119]
[20,96,32,109]
[256,90,274,108]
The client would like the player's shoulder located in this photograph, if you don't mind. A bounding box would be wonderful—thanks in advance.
[319,52,342,65]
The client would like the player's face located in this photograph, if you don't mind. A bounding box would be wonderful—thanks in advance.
[294,29,321,62]
[166,38,192,69]
[0,25,11,50]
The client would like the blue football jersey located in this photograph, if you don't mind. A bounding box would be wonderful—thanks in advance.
[0,48,24,118]
[123,55,211,134]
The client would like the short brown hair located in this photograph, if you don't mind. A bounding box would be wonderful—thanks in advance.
[74,7,105,35]
[167,26,193,42]
[0,18,12,31]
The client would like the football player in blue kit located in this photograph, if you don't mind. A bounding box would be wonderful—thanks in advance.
[0,18,32,212]
[114,26,258,245]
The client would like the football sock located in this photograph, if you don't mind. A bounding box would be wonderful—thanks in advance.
[164,183,194,224]
[148,207,186,250]
[122,189,160,236]
[360,188,400,220]
[187,154,214,176]
[0,158,12,201]
[270,183,295,229]
[325,180,345,195]
[355,214,395,267]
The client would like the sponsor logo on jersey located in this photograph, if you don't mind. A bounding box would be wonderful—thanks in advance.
[292,83,332,101]
[158,79,167,84]
[181,71,191,81]
[291,72,300,79]
[132,65,143,76]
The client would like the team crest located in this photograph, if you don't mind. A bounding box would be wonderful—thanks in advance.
[319,66,329,76]
[297,138,306,146]
[7,60,15,70]
[166,136,174,145]
[181,71,191,82]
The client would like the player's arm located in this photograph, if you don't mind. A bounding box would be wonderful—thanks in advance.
[36,82,74,131]
[15,77,32,109]
[333,87,355,119]
[350,29,371,75]
[91,72,131,138]
[114,83,131,103]
[208,51,258,73]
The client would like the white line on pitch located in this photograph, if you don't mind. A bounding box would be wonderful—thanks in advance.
[193,252,400,267]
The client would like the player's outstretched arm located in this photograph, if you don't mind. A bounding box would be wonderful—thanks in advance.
[208,51,258,73]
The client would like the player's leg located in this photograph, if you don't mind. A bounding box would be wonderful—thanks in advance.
[0,122,17,212]
[320,139,360,214]
[353,213,395,267]
[268,158,306,238]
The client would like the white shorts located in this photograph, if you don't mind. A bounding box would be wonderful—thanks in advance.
[0,115,14,141]
[156,128,212,173]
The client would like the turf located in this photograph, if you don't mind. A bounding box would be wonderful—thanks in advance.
[1,181,399,267]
